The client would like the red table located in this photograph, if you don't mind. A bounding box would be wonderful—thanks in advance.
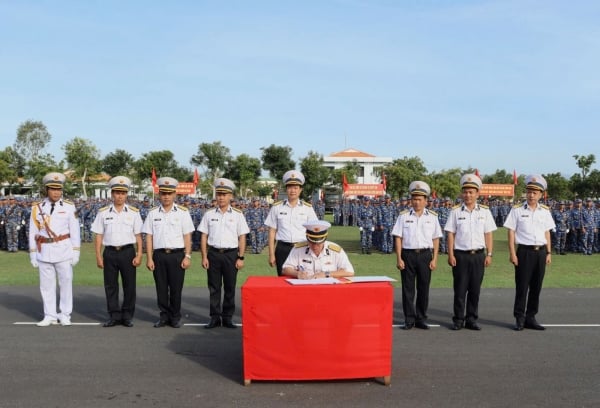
[241,276,393,385]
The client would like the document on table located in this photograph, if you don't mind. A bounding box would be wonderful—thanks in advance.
[285,278,342,285]
[343,276,397,283]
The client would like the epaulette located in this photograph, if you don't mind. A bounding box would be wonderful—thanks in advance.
[294,242,308,248]
[98,206,110,212]
[328,243,341,252]
[176,205,189,211]
[62,199,74,205]
[428,210,438,216]
[452,204,461,210]
[479,204,489,209]
[400,209,409,215]
[540,204,550,210]
[232,207,243,213]
[301,200,313,207]
[150,206,159,211]
[273,200,283,206]
[128,206,140,212]
[513,203,523,208]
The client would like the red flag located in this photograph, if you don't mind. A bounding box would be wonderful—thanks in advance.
[382,173,387,192]
[193,168,199,186]
[432,190,437,199]
[151,168,157,188]
[474,168,480,178]
[342,173,349,193]
[513,169,518,185]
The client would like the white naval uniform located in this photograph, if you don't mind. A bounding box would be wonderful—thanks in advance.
[282,241,354,278]
[265,200,318,243]
[29,198,81,321]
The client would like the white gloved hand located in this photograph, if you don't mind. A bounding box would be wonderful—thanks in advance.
[30,252,39,268]
[371,226,375,232]
[566,229,569,233]
[359,227,363,232]
[71,250,80,266]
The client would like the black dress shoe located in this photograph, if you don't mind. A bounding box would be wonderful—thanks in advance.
[153,319,168,328]
[465,322,482,331]
[170,320,182,328]
[415,321,430,330]
[205,317,221,329]
[403,322,414,330]
[222,319,237,329]
[451,322,463,331]
[514,319,524,331]
[102,319,121,327]
[525,319,545,330]
[122,319,133,327]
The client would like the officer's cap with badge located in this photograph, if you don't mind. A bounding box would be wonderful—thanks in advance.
[109,176,131,192]
[303,220,331,244]
[460,173,482,191]
[43,172,66,189]
[157,177,178,193]
[283,170,305,186]
[214,177,235,194]
[408,181,431,197]
[524,174,547,192]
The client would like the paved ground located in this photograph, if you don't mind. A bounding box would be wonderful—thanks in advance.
[1,285,599,408]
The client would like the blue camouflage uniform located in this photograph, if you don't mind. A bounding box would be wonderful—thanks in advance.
[245,199,266,254]
[551,202,570,255]
[377,196,396,254]
[582,199,596,255]
[4,198,23,252]
[569,200,584,253]
[357,199,377,254]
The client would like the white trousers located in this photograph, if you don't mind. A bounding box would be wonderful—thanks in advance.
[38,260,73,320]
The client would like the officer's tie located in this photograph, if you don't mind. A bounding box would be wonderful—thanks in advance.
[50,202,55,214]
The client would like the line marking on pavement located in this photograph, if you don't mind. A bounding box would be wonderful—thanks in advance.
[13,322,101,326]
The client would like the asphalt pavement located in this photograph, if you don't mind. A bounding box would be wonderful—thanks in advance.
[1,284,599,408]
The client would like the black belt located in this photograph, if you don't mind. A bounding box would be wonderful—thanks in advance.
[454,249,484,254]
[277,241,296,247]
[519,245,547,251]
[208,246,237,253]
[154,248,184,254]
[403,248,432,253]
[105,244,134,251]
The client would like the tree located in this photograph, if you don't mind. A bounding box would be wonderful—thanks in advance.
[299,151,331,200]
[0,148,19,186]
[62,137,101,198]
[428,168,463,200]
[224,154,262,198]
[573,154,596,180]
[190,142,232,191]
[331,160,360,186]
[260,144,295,184]
[378,156,428,198]
[102,149,135,177]
[134,150,189,189]
[544,173,570,200]
[13,120,51,164]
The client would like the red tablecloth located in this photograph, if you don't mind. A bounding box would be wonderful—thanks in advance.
[242,276,393,383]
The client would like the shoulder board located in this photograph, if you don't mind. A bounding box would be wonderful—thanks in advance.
[273,200,283,206]
[303,201,313,207]
[479,204,489,209]
[400,209,409,215]
[232,207,243,213]
[128,206,140,212]
[176,205,189,211]
[150,206,159,211]
[62,199,74,205]
[429,210,438,216]
[513,203,523,208]
[294,242,308,248]
[98,206,110,212]
[328,243,341,252]
[452,204,461,210]
[540,204,550,210]
[32,201,42,207]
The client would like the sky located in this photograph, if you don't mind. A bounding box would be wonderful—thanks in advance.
[1,0,599,179]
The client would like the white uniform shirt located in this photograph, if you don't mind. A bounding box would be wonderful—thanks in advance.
[141,205,195,249]
[282,241,354,277]
[444,204,497,250]
[265,200,318,243]
[197,206,250,248]
[503,203,556,245]
[91,204,143,246]
[29,198,81,263]
[391,209,443,249]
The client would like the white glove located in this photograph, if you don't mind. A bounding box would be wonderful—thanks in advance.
[30,252,39,268]
[16,226,21,231]
[566,229,569,233]
[359,227,363,232]
[71,250,80,266]
[371,226,375,232]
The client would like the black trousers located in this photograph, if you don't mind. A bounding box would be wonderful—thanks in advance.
[275,241,294,276]
[452,251,485,324]
[152,251,185,323]
[400,250,432,324]
[207,249,238,319]
[514,246,547,320]
[103,245,137,320]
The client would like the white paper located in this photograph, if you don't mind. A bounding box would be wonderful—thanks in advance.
[285,278,342,285]
[344,276,397,283]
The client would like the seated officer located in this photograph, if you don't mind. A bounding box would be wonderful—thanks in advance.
[282,220,354,279]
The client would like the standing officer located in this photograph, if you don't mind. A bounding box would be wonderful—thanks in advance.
[357,197,377,254]
[265,170,317,276]
[445,174,497,331]
[198,178,249,329]
[245,197,266,254]
[142,177,195,328]
[551,201,570,255]
[582,198,596,255]
[29,172,81,326]
[504,175,556,331]
[392,181,442,330]
[91,176,143,327]
[5,196,23,252]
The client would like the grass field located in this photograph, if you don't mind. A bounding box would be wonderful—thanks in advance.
[0,224,598,288]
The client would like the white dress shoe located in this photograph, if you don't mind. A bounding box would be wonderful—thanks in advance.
[36,318,58,327]
[60,318,72,326]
